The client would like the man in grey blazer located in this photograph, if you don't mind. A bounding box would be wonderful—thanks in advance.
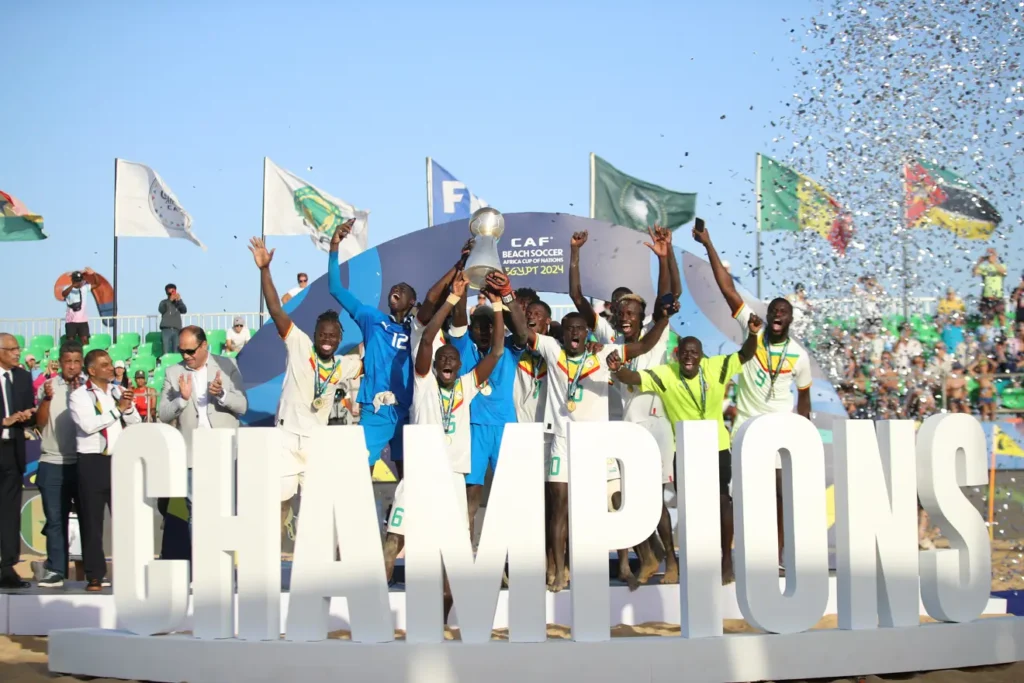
[158,325,247,560]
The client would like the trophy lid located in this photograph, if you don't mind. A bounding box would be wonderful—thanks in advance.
[469,207,504,238]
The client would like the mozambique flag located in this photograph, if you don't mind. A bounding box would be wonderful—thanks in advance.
[755,154,851,255]
[904,158,1001,239]
[0,190,46,241]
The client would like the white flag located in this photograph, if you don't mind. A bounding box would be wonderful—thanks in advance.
[114,159,204,249]
[262,157,368,261]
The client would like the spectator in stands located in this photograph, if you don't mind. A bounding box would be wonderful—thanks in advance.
[23,354,41,381]
[893,324,923,370]
[33,342,85,588]
[225,316,251,353]
[940,314,966,361]
[854,276,884,330]
[62,270,91,345]
[945,363,969,414]
[786,283,813,340]
[281,272,309,305]
[113,360,129,388]
[35,359,58,394]
[470,291,492,316]
[974,248,1007,327]
[69,349,141,591]
[0,333,36,589]
[936,287,966,323]
[972,358,998,422]
[158,284,187,354]
[873,351,902,418]
[926,341,954,381]
[133,370,156,423]
[1011,274,1024,332]
[994,337,1017,374]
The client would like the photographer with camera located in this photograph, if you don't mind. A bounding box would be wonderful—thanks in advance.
[61,270,92,345]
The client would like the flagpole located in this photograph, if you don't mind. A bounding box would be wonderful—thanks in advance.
[589,153,596,308]
[755,153,763,300]
[426,157,434,227]
[112,158,119,343]
[260,157,267,323]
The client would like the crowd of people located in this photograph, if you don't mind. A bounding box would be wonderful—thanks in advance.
[797,248,1024,424]
[0,214,819,607]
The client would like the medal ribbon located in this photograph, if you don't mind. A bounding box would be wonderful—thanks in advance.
[438,379,459,433]
[566,352,589,403]
[766,338,790,400]
[529,351,543,399]
[680,366,707,419]
[310,351,340,400]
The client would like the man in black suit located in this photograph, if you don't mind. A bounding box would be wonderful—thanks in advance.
[0,333,36,589]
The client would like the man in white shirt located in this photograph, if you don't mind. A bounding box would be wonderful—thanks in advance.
[382,273,503,622]
[693,222,813,568]
[69,349,141,591]
[280,272,309,305]
[225,316,251,353]
[526,303,672,592]
[250,238,363,533]
[567,226,682,588]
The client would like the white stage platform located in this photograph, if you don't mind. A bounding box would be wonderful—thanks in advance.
[1,577,1009,635]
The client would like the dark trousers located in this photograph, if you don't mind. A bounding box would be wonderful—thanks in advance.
[161,328,179,354]
[0,442,22,577]
[37,461,78,578]
[76,453,111,581]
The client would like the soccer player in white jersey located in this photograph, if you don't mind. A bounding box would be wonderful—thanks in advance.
[568,226,682,588]
[692,220,813,566]
[250,238,363,532]
[525,300,673,592]
[383,274,503,615]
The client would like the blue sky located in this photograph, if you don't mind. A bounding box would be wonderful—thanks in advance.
[3,0,1019,322]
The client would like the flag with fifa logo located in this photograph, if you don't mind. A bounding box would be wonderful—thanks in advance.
[426,158,488,226]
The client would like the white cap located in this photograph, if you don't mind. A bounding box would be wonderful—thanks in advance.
[114,360,125,369]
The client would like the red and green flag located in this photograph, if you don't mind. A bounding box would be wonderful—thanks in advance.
[0,190,46,241]
[904,158,1001,240]
[755,153,851,255]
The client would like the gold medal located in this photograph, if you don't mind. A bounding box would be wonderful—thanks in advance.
[446,435,453,446]
[627,385,635,394]
[312,396,326,411]
[567,399,577,413]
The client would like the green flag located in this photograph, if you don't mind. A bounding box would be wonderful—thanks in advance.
[0,190,46,241]
[591,154,696,231]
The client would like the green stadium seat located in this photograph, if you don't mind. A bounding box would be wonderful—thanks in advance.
[152,369,166,389]
[249,328,258,338]
[118,332,141,349]
[209,341,224,356]
[136,342,155,358]
[207,329,227,347]
[224,350,239,359]
[12,335,25,350]
[107,345,133,363]
[131,356,157,375]
[160,353,183,367]
[90,333,112,350]
[1001,388,1024,411]
[48,346,60,360]
[30,334,55,350]
[145,331,163,346]
[19,350,31,365]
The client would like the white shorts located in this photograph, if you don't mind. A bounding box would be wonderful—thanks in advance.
[635,415,675,484]
[279,430,308,502]
[386,471,469,537]
[547,435,620,484]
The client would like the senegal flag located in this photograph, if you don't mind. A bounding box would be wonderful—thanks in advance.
[904,158,1001,239]
[0,190,46,241]
[755,154,851,255]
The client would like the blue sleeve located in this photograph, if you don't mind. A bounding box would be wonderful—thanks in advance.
[505,335,526,358]
[327,250,364,318]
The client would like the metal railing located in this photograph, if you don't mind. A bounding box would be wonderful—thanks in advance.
[0,313,268,343]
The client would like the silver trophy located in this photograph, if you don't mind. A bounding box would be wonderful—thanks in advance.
[464,207,505,289]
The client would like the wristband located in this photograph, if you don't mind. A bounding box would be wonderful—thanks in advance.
[492,302,505,313]
[446,293,461,306]
[501,292,515,305]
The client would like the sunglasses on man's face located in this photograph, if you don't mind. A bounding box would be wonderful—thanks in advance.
[299,279,308,284]
[180,344,203,357]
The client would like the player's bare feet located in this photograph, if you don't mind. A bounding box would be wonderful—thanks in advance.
[635,558,660,587]
[661,565,679,585]
[620,568,640,592]
[721,560,735,586]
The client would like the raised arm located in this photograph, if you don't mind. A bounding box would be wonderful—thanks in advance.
[473,289,505,385]
[416,273,468,376]
[606,352,642,386]
[738,313,763,364]
[568,231,599,327]
[417,240,472,327]
[692,220,744,315]
[621,298,679,360]
[484,271,527,348]
[647,225,682,298]
[249,237,291,338]
[327,218,363,317]
[175,297,187,314]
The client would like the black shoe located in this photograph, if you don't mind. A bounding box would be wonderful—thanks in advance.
[85,578,104,592]
[0,575,31,589]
